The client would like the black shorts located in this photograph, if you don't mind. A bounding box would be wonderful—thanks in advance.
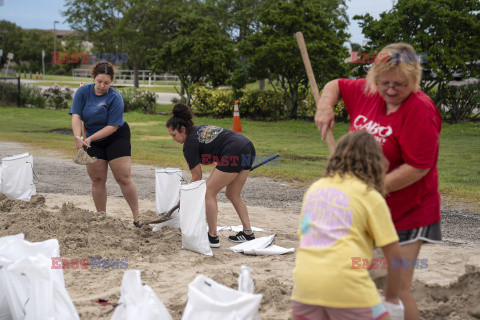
[215,142,256,173]
[85,122,131,161]
[397,221,442,245]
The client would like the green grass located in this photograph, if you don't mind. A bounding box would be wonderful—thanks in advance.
[28,81,180,93]
[0,106,479,206]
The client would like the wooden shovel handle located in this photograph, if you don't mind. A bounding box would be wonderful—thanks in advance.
[295,32,336,155]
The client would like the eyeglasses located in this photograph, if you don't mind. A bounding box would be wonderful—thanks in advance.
[377,82,408,91]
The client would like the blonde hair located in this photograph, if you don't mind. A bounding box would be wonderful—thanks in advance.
[323,131,387,196]
[365,43,423,96]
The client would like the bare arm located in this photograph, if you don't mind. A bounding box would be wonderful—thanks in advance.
[72,114,87,150]
[385,164,430,194]
[381,241,402,304]
[84,126,118,147]
[190,164,202,182]
[314,79,343,139]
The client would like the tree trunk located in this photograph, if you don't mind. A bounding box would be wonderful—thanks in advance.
[133,64,139,89]
[259,79,265,90]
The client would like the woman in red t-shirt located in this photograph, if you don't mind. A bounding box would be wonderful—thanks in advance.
[315,43,442,320]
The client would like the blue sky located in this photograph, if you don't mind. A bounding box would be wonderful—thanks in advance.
[0,0,393,45]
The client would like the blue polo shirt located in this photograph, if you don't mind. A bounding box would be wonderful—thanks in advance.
[69,83,125,137]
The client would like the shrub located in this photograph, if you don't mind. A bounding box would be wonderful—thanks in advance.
[41,84,73,109]
[20,85,45,108]
[190,85,351,122]
[434,81,480,123]
[0,82,20,106]
[0,81,46,108]
[120,88,157,114]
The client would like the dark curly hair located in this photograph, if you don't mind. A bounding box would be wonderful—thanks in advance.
[166,103,195,134]
[323,130,387,196]
[91,61,115,80]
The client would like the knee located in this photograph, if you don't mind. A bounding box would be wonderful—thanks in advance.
[115,175,132,187]
[205,189,219,200]
[225,189,239,202]
[90,175,107,185]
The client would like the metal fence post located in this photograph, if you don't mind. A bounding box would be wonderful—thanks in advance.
[17,77,21,107]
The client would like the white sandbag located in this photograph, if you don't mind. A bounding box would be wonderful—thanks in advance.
[382,297,405,320]
[111,270,172,320]
[0,164,3,193]
[0,234,79,320]
[247,244,295,256]
[229,235,275,253]
[217,226,267,232]
[0,234,25,320]
[229,235,295,256]
[182,274,263,320]
[153,168,182,230]
[238,265,254,294]
[1,153,36,201]
[179,180,212,256]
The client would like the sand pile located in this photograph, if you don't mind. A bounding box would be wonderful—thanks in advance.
[1,193,479,319]
[0,193,297,319]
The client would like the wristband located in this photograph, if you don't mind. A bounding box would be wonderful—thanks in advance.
[74,136,83,140]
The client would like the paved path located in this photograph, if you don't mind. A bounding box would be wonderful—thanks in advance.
[21,79,181,104]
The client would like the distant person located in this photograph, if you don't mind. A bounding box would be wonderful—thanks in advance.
[315,43,442,319]
[166,103,256,247]
[69,61,141,227]
[292,131,403,320]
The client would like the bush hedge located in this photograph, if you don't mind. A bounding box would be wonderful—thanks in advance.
[190,86,350,122]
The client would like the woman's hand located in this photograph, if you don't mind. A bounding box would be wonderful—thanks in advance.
[315,105,335,140]
[83,137,92,148]
[75,137,88,150]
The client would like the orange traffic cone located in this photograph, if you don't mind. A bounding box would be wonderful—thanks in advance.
[232,100,242,133]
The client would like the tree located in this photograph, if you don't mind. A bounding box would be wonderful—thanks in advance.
[149,2,236,106]
[240,0,350,118]
[19,29,61,73]
[63,0,174,88]
[0,20,24,67]
[354,0,480,95]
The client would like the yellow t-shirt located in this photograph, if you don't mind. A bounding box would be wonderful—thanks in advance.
[291,174,399,308]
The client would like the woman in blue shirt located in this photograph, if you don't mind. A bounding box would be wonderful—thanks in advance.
[69,61,141,227]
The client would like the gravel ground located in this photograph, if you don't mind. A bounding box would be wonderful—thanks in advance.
[1,140,479,246]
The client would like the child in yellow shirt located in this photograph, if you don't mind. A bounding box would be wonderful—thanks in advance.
[292,131,403,320]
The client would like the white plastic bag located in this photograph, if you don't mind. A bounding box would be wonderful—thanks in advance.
[382,297,405,320]
[0,164,3,193]
[153,168,182,230]
[179,180,212,256]
[0,234,79,320]
[229,235,295,256]
[1,153,36,201]
[111,270,172,320]
[182,274,263,320]
[238,265,254,294]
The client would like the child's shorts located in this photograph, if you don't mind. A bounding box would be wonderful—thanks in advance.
[291,300,388,320]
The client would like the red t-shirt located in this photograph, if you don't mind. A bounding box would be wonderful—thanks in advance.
[338,78,442,231]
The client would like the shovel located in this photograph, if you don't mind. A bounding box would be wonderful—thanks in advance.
[144,153,280,225]
[144,203,180,225]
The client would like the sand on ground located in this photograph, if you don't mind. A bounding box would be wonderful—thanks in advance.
[1,193,479,320]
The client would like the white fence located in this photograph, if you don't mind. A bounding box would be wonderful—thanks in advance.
[72,69,180,85]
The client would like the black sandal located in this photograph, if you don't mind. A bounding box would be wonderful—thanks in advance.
[133,220,143,228]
